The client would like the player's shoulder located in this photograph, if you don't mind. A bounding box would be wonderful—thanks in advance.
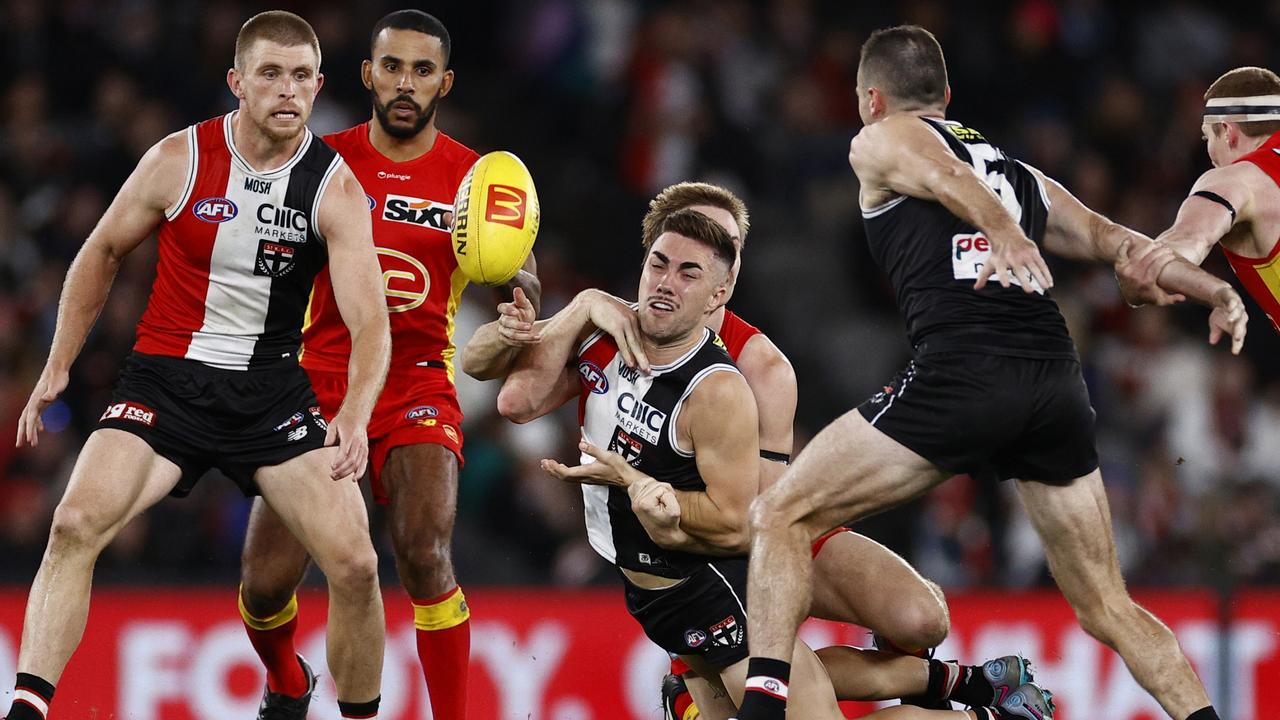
[435,132,481,177]
[736,332,795,392]
[322,123,367,153]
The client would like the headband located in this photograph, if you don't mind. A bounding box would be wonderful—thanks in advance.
[1204,94,1280,122]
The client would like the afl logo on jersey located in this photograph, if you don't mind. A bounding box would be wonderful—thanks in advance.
[192,197,238,223]
[578,361,608,394]
[366,194,377,211]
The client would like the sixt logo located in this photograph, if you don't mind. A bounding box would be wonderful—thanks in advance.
[405,405,438,420]
[484,184,527,229]
[383,194,450,231]
[192,197,238,223]
[578,361,608,394]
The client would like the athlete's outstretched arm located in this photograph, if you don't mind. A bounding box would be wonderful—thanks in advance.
[318,162,391,480]
[17,132,186,447]
[735,334,798,492]
[459,253,544,380]
[1035,167,1241,307]
[495,288,600,423]
[848,115,1053,292]
[1158,165,1259,265]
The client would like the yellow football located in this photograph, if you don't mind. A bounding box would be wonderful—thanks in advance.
[451,151,540,287]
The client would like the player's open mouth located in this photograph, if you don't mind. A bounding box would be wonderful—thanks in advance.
[648,299,676,314]
[391,101,417,117]
[271,111,299,119]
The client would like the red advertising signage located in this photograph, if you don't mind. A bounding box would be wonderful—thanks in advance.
[0,588,1274,719]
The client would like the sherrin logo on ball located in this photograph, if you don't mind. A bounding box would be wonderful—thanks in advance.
[451,151,540,287]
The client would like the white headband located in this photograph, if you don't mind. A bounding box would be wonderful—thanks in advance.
[1204,94,1280,122]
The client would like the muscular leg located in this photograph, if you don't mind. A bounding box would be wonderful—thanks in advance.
[745,410,949,694]
[380,442,470,719]
[16,431,181,682]
[239,498,313,696]
[1017,471,1211,720]
[811,531,949,651]
[256,449,384,704]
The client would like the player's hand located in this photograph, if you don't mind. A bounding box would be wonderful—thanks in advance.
[1114,238,1185,307]
[975,230,1054,293]
[442,211,454,231]
[16,365,69,447]
[1208,286,1247,355]
[629,477,681,532]
[324,410,369,481]
[579,290,649,373]
[496,286,540,347]
[540,440,642,487]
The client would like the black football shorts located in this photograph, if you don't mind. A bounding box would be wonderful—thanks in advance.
[622,557,750,671]
[858,352,1099,484]
[96,352,329,496]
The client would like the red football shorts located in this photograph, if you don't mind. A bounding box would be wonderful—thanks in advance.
[306,365,465,504]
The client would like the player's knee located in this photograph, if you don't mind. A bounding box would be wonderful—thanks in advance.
[1072,596,1131,648]
[322,546,380,595]
[892,588,950,649]
[48,502,108,554]
[394,534,453,587]
[747,493,787,535]
[239,569,296,618]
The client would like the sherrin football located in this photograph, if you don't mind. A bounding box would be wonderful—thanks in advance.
[451,151,540,287]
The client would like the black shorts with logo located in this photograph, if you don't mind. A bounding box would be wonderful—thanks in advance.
[96,352,329,497]
[857,351,1098,484]
[621,557,749,671]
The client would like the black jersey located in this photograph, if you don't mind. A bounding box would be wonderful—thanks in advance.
[575,327,742,578]
[861,117,1076,359]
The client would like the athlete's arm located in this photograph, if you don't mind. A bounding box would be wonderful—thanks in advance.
[1034,167,1239,311]
[17,132,186,447]
[735,334,797,492]
[848,115,1053,292]
[665,371,760,553]
[495,289,600,423]
[460,254,544,381]
[1159,165,1258,264]
[317,162,391,480]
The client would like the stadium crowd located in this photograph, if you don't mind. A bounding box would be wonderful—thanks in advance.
[1,0,1279,595]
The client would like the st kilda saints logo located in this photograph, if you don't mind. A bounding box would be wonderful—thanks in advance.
[255,239,297,278]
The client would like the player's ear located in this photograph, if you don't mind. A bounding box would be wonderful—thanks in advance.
[227,68,244,100]
[440,68,455,98]
[361,59,373,90]
[943,83,951,108]
[315,72,325,94]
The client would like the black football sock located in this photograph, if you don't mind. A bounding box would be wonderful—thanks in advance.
[941,661,998,707]
[6,673,55,720]
[925,659,965,701]
[1186,708,1220,720]
[338,696,381,719]
[733,657,790,720]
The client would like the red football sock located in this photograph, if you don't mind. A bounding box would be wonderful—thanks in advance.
[413,586,472,720]
[240,590,308,697]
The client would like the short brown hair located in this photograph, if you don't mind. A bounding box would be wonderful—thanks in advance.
[1205,66,1280,138]
[642,182,749,252]
[651,209,738,272]
[235,11,321,71]
[859,25,948,109]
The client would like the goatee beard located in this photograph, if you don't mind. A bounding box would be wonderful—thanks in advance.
[373,91,440,139]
